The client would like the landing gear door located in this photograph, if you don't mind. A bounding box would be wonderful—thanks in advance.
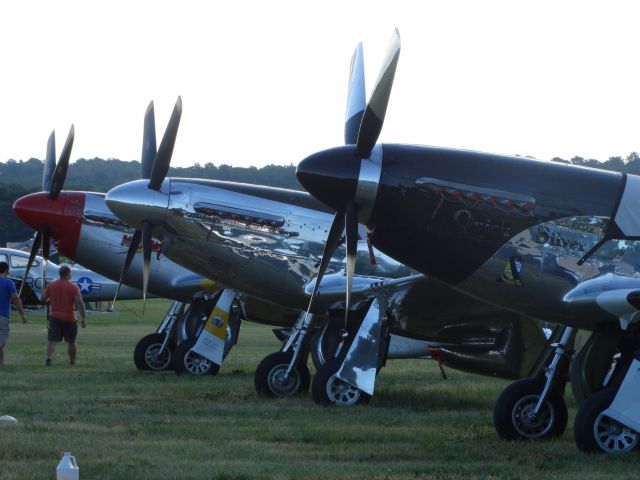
[191,290,235,365]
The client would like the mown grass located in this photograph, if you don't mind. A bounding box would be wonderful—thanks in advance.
[0,299,637,479]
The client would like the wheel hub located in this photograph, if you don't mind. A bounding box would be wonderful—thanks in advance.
[512,394,554,438]
[145,344,171,370]
[594,413,639,453]
[267,364,300,396]
[184,351,211,375]
[326,374,361,406]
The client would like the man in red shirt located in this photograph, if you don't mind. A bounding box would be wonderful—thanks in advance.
[42,265,86,366]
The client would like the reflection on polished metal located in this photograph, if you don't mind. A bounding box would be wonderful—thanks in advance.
[457,216,640,331]
[105,179,171,230]
[158,179,415,314]
[354,144,383,224]
[336,299,385,395]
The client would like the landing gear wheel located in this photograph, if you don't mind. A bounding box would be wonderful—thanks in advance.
[493,378,567,440]
[254,351,311,397]
[312,358,371,406]
[172,337,220,376]
[574,387,640,454]
[133,333,175,371]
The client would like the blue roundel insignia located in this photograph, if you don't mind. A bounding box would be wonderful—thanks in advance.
[76,276,94,294]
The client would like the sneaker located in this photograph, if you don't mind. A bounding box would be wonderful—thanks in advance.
[45,358,52,366]
[70,359,75,365]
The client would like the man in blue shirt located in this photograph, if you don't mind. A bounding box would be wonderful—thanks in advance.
[0,261,28,365]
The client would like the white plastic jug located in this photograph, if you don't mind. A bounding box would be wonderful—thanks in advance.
[56,451,79,480]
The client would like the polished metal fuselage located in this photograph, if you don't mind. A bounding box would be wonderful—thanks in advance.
[78,193,215,302]
[65,192,300,326]
[162,179,415,314]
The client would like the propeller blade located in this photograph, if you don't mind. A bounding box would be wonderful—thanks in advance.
[148,96,182,190]
[344,43,366,145]
[42,131,56,192]
[18,230,42,296]
[141,101,157,180]
[354,29,401,159]
[48,125,75,200]
[141,220,153,313]
[41,225,50,295]
[111,229,142,309]
[344,202,358,326]
[301,211,346,318]
[41,225,51,262]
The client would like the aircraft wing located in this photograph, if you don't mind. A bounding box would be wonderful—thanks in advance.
[564,274,640,330]
[310,272,427,311]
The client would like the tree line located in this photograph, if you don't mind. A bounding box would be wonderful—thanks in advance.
[1,152,639,245]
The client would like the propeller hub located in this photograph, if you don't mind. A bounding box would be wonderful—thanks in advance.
[13,192,65,230]
[296,146,360,214]
[296,145,382,225]
[13,191,85,258]
[106,179,170,229]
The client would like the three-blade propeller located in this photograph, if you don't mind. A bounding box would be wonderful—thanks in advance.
[111,97,182,312]
[300,30,401,326]
[18,125,75,296]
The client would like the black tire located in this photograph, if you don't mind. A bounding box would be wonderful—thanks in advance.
[254,351,311,397]
[574,387,640,454]
[312,358,371,406]
[172,337,220,376]
[493,378,567,441]
[133,333,175,371]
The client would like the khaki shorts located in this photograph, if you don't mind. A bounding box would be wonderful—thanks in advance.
[0,315,9,345]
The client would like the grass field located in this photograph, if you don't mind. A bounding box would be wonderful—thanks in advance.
[0,299,638,479]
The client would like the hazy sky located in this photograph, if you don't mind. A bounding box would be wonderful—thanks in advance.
[1,1,639,168]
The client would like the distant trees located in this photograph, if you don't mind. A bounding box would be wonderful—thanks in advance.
[550,152,640,174]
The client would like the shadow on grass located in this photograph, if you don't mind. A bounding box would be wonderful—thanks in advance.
[371,387,495,411]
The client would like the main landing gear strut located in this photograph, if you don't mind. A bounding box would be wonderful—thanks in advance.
[494,326,575,440]
[254,311,313,397]
[133,301,186,371]
[254,298,391,405]
[172,290,242,376]
[133,290,242,374]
